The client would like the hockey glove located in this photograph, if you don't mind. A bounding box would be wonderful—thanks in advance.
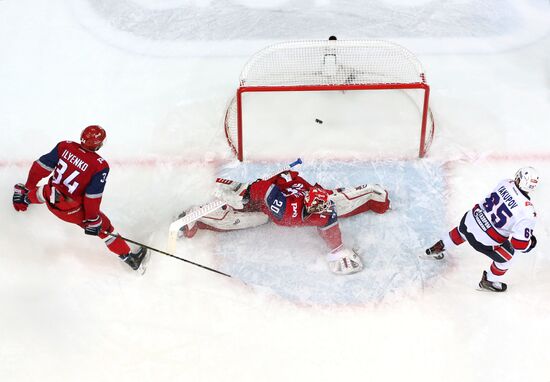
[13,183,30,212]
[525,235,537,253]
[83,216,102,236]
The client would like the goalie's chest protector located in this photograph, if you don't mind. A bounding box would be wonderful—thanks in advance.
[264,184,310,227]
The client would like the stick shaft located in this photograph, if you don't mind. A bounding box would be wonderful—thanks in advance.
[108,232,232,278]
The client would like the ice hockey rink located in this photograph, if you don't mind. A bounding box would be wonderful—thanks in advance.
[1,1,549,381]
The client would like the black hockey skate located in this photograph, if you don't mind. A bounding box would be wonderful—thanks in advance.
[120,246,150,274]
[424,240,445,260]
[478,271,507,292]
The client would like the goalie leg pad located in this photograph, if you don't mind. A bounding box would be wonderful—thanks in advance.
[330,184,390,218]
[181,205,269,238]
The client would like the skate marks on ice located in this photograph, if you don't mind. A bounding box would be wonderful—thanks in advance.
[211,160,449,305]
[71,0,545,56]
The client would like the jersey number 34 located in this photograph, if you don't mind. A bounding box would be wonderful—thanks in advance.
[51,159,80,194]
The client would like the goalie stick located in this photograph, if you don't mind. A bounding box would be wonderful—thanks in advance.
[167,158,303,251]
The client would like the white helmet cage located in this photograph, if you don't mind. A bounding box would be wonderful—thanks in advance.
[514,166,539,193]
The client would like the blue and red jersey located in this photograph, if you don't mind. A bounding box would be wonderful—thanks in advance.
[248,171,338,229]
[25,141,109,220]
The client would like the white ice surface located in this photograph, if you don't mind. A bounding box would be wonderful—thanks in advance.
[1,1,550,381]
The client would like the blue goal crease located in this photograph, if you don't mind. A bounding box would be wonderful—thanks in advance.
[214,159,448,305]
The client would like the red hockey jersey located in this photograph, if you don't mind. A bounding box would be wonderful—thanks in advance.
[248,171,337,228]
[25,140,110,220]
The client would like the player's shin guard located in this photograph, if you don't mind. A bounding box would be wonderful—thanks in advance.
[101,230,131,256]
[426,227,466,259]
[179,205,269,238]
[444,227,466,248]
[486,261,510,282]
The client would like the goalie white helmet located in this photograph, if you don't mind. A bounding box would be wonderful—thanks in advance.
[514,167,539,193]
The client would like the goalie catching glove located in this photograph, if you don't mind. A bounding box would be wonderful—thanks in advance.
[212,178,250,210]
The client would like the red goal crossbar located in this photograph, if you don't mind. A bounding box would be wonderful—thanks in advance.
[224,39,435,161]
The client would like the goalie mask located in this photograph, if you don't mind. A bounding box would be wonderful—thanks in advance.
[515,166,539,193]
[304,187,330,214]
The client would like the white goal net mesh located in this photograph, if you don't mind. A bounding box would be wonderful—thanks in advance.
[240,40,426,87]
[225,39,433,160]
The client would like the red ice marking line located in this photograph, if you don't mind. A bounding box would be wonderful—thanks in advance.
[1,154,409,169]
[5,152,550,168]
[486,153,550,162]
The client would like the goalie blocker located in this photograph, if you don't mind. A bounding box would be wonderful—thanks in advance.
[179,171,390,275]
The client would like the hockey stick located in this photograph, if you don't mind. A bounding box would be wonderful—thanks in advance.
[167,158,303,251]
[106,232,233,278]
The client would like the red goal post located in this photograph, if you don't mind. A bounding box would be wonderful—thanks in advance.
[224,39,435,161]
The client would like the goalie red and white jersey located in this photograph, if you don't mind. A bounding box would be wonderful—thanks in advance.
[463,179,537,251]
[247,171,337,228]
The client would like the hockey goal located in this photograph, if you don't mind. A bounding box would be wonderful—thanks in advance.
[224,39,435,161]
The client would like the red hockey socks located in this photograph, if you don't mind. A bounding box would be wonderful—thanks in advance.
[318,223,343,252]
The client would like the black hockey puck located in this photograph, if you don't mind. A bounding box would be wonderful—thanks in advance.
[315,118,323,124]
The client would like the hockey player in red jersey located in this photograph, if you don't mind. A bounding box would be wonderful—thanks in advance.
[180,170,391,275]
[12,125,149,272]
[425,167,539,292]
